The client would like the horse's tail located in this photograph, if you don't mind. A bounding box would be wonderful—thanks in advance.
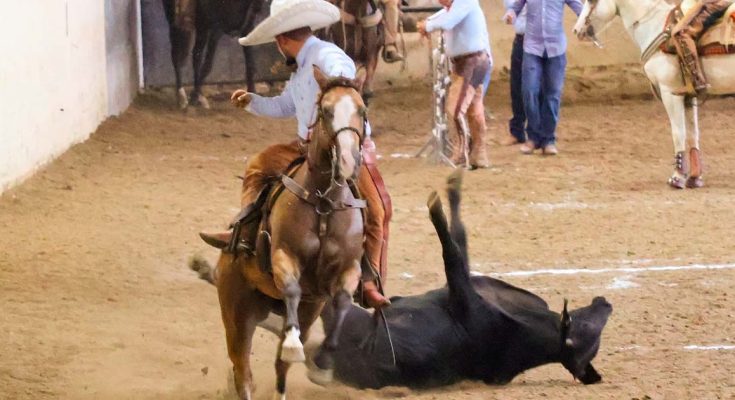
[427,182,478,314]
[188,254,217,286]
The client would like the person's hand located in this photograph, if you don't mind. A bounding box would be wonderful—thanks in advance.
[503,10,516,25]
[230,89,252,108]
[417,20,429,38]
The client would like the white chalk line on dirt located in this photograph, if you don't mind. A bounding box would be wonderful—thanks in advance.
[475,262,735,278]
[615,345,735,352]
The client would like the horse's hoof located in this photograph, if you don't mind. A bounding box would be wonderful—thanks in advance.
[271,392,286,400]
[197,94,211,110]
[306,361,334,386]
[686,176,704,188]
[668,176,686,189]
[177,88,189,110]
[280,327,305,363]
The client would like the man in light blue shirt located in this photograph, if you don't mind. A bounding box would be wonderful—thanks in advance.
[501,0,527,146]
[504,0,582,155]
[229,0,392,309]
[417,0,492,169]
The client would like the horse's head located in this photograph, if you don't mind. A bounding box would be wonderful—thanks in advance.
[573,0,617,44]
[309,66,367,182]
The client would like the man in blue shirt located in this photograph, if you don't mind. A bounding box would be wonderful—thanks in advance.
[501,0,527,146]
[418,0,492,169]
[504,0,583,155]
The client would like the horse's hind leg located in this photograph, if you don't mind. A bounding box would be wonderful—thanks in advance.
[216,254,269,400]
[686,98,704,188]
[309,262,361,385]
[243,46,257,93]
[170,27,194,109]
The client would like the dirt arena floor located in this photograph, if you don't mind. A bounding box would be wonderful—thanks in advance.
[2,65,735,400]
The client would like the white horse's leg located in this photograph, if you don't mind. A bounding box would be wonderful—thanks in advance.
[660,90,688,189]
[687,97,704,188]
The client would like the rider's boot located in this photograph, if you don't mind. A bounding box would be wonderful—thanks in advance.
[672,32,709,96]
[468,111,490,169]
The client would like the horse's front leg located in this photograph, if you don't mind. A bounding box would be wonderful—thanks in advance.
[308,260,361,385]
[686,98,704,188]
[274,301,324,400]
[660,90,688,189]
[272,249,305,363]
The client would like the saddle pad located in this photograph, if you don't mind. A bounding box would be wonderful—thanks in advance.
[698,4,735,48]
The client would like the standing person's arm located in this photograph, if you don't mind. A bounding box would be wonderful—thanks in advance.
[565,0,584,16]
[425,0,474,32]
[504,0,526,24]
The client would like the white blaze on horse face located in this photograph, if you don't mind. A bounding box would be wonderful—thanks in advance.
[333,95,360,179]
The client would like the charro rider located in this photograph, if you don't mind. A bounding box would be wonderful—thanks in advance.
[227,0,392,309]
[672,0,733,95]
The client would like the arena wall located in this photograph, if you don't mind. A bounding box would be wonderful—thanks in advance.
[0,0,141,193]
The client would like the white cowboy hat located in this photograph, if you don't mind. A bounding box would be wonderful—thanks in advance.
[238,0,340,46]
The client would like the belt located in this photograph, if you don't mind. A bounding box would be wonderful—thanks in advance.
[451,50,484,63]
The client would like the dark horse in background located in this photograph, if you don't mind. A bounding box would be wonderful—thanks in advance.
[162,0,268,109]
[163,0,383,109]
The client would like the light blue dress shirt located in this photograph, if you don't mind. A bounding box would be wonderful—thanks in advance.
[425,0,492,60]
[503,0,527,35]
[247,36,357,140]
[510,0,583,58]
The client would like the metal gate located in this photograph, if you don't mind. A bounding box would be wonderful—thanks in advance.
[140,0,289,87]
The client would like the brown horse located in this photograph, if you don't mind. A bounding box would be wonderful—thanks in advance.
[320,0,384,103]
[199,68,368,400]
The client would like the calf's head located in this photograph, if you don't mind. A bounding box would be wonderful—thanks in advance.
[559,296,613,384]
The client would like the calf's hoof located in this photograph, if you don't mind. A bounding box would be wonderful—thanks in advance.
[280,328,305,363]
[306,359,334,386]
[686,176,704,188]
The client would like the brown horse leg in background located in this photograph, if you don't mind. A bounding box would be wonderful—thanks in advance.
[190,20,223,110]
[162,0,195,109]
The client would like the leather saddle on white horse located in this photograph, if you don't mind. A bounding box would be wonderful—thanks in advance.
[664,3,735,55]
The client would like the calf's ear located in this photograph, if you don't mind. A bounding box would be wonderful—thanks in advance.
[560,299,574,346]
[199,231,231,249]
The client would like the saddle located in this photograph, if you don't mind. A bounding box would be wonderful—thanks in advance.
[661,3,735,56]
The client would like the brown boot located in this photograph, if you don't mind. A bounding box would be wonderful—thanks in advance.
[469,133,490,169]
[362,280,391,309]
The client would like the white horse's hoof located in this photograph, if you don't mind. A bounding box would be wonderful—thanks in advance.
[177,88,188,110]
[686,176,704,188]
[280,327,305,363]
[668,176,686,189]
[306,362,334,386]
[271,392,286,400]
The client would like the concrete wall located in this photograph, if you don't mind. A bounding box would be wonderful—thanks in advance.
[0,0,141,193]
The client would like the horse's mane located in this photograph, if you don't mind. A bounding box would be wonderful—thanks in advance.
[317,77,361,105]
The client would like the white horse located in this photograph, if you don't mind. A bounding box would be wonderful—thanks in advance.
[572,0,735,188]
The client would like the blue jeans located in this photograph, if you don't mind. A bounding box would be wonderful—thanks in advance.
[509,34,526,142]
[521,51,567,148]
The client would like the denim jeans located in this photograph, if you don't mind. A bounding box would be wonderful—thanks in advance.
[509,34,526,142]
[521,51,567,148]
